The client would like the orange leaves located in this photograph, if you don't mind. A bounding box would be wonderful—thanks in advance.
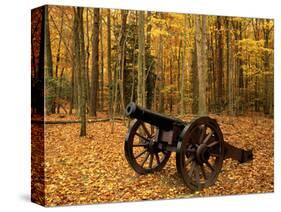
[39,114,273,206]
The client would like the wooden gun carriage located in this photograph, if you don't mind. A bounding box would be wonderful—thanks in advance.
[124,102,253,191]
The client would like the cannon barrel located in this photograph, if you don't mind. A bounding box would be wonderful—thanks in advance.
[125,102,186,130]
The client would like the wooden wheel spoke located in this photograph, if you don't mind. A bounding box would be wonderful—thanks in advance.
[188,161,196,177]
[133,143,148,147]
[155,153,161,165]
[195,165,201,189]
[151,125,155,136]
[207,140,219,148]
[135,132,150,142]
[203,133,212,144]
[199,125,206,143]
[185,155,194,166]
[134,149,147,159]
[149,153,154,168]
[141,122,152,138]
[200,164,207,180]
[140,152,150,167]
[205,161,215,171]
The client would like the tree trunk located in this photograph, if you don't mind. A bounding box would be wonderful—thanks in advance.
[45,6,53,79]
[73,7,87,136]
[85,8,91,112]
[216,16,223,112]
[45,6,54,114]
[180,15,187,115]
[145,11,154,110]
[191,38,198,114]
[159,36,164,113]
[69,8,78,115]
[100,20,104,110]
[107,9,113,117]
[77,8,87,136]
[169,56,173,113]
[263,19,273,115]
[53,9,64,113]
[90,8,100,117]
[226,19,234,115]
[195,16,207,115]
[137,11,145,107]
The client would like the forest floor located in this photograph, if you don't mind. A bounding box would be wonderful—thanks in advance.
[32,114,273,206]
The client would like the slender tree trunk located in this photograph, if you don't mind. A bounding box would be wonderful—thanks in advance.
[177,38,181,114]
[56,67,65,113]
[100,20,104,110]
[226,19,234,115]
[45,6,54,114]
[52,9,64,113]
[180,15,187,115]
[45,6,53,79]
[195,16,207,115]
[85,8,91,112]
[69,8,78,115]
[112,10,128,127]
[210,30,216,109]
[145,11,154,109]
[238,23,244,113]
[191,38,198,114]
[76,7,87,136]
[107,9,113,117]
[119,10,128,112]
[169,56,173,113]
[137,11,145,107]
[130,35,137,103]
[159,36,164,113]
[90,8,100,116]
[263,19,273,115]
[216,16,223,112]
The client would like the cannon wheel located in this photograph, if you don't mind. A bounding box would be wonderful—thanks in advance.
[125,119,171,174]
[176,117,224,191]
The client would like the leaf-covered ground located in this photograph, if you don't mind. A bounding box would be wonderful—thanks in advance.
[35,115,273,206]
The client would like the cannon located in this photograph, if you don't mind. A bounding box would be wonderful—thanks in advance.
[124,102,253,191]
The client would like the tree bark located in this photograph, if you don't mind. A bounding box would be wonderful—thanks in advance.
[52,9,64,113]
[263,19,273,115]
[78,8,87,136]
[45,6,53,79]
[195,16,207,115]
[73,7,87,136]
[226,19,234,115]
[137,11,145,107]
[191,38,198,114]
[107,9,113,116]
[45,6,54,114]
[180,15,187,115]
[90,8,100,117]
[100,19,104,110]
[216,16,223,112]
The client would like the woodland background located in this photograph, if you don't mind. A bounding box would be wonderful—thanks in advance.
[31,6,274,206]
[31,6,273,135]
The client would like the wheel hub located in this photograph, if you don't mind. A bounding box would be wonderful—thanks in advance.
[147,138,159,153]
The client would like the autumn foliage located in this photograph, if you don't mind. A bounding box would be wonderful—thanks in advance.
[31,114,273,206]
